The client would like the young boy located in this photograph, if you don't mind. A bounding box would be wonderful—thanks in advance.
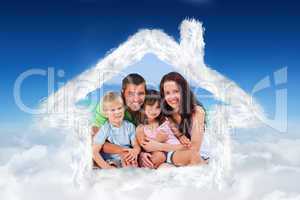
[93,92,141,169]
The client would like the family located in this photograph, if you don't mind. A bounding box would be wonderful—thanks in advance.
[91,72,209,169]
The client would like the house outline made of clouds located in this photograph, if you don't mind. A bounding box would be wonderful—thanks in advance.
[40,19,265,187]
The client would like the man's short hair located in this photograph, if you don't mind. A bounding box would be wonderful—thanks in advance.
[122,73,146,91]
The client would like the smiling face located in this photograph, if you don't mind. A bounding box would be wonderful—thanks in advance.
[104,100,125,127]
[144,101,161,122]
[163,81,181,112]
[123,83,146,112]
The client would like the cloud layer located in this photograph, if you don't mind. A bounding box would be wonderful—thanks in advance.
[1,127,300,200]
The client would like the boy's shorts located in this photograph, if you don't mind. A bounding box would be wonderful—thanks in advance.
[106,158,122,168]
[100,152,122,168]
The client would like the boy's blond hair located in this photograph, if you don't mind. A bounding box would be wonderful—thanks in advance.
[101,91,124,113]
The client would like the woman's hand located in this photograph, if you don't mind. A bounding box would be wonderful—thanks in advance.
[138,152,154,168]
[141,137,162,152]
[168,121,180,136]
[156,131,168,143]
[178,135,192,148]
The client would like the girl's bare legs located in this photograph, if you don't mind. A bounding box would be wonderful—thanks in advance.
[150,151,166,169]
[172,149,201,166]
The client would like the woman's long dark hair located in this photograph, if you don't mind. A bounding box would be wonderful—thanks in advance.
[159,72,205,139]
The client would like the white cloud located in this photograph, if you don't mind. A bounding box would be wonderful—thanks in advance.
[1,128,300,200]
[6,145,47,175]
[1,19,298,200]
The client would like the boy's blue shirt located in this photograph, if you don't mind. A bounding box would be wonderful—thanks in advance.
[94,120,136,160]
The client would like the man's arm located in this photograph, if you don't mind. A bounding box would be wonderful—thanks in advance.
[132,138,141,154]
[93,144,113,169]
[102,142,127,154]
[91,126,100,137]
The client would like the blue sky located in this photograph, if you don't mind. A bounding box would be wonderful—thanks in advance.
[0,0,299,131]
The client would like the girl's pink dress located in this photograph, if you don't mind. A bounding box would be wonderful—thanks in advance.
[143,120,180,145]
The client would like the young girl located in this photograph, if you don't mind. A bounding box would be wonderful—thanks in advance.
[136,89,199,168]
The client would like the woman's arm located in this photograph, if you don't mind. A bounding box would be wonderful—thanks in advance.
[155,131,169,143]
[141,138,187,152]
[167,120,191,147]
[158,143,186,152]
[190,106,206,152]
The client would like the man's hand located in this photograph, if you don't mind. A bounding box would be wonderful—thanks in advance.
[122,158,138,167]
[102,162,117,169]
[123,148,140,163]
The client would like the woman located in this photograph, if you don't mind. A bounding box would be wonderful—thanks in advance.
[139,72,209,167]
